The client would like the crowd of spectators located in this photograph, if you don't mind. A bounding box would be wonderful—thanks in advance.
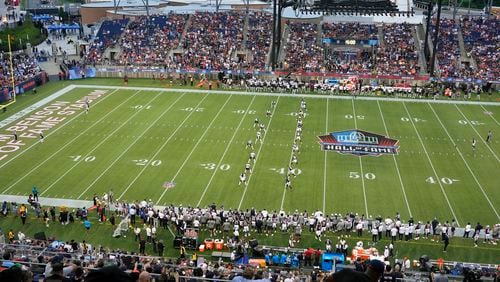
[1,196,499,281]
[0,52,41,88]
[460,16,500,81]
[322,22,378,40]
[431,18,465,79]
[243,12,272,71]
[282,22,323,72]
[84,19,129,65]
[375,23,419,76]
[119,14,188,67]
[73,12,500,82]
[177,11,245,71]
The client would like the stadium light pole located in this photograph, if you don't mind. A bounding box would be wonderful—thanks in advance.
[270,0,277,70]
[423,0,433,63]
[429,0,442,77]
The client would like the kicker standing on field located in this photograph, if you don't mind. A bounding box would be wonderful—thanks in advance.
[472,138,476,151]
[486,130,492,143]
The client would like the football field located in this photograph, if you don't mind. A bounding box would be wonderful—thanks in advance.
[1,85,499,226]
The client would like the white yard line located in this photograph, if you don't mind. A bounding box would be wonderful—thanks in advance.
[238,97,281,210]
[376,101,413,218]
[454,104,500,163]
[74,85,500,106]
[155,95,233,205]
[323,99,329,214]
[196,95,257,207]
[351,99,369,217]
[77,93,187,199]
[0,88,118,169]
[1,90,141,194]
[428,103,499,220]
[39,91,160,196]
[117,94,209,201]
[480,105,500,127]
[279,102,304,212]
[403,102,460,226]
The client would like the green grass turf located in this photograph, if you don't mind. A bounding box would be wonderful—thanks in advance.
[0,80,499,263]
[1,214,499,264]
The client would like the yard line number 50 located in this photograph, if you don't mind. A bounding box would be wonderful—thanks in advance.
[349,172,376,180]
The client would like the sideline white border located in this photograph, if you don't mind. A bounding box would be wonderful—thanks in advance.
[75,84,500,106]
[2,83,497,131]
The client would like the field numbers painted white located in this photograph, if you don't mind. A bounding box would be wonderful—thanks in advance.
[201,163,231,171]
[401,117,426,122]
[181,107,204,112]
[458,120,483,125]
[270,167,302,176]
[70,155,95,162]
[233,110,256,114]
[425,176,459,185]
[133,159,162,166]
[345,114,365,120]
[133,105,152,109]
[349,171,376,180]
[289,112,308,117]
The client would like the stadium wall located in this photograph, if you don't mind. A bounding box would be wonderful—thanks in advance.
[0,72,49,103]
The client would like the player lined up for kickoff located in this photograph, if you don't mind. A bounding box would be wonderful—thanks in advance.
[85,97,90,114]
[288,165,296,178]
[245,162,253,174]
[486,130,492,143]
[266,109,271,118]
[254,118,259,128]
[300,98,307,112]
[248,151,256,164]
[256,131,262,144]
[259,123,266,132]
[285,174,292,189]
[239,172,247,186]
[246,139,254,150]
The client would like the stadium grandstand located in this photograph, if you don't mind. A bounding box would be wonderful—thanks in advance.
[0,0,499,280]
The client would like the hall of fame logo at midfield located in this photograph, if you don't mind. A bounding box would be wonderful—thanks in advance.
[317,129,399,156]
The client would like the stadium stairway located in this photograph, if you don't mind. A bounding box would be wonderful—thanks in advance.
[276,23,291,66]
[241,12,250,50]
[232,12,251,64]
[412,25,429,75]
[102,18,133,63]
[377,26,385,47]
[456,26,477,69]
[315,21,322,47]
[169,13,193,58]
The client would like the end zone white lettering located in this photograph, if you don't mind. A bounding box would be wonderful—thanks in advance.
[0,90,107,162]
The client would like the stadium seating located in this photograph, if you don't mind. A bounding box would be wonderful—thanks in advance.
[244,11,272,71]
[71,11,498,81]
[0,53,41,87]
[375,23,419,76]
[431,18,464,79]
[460,16,499,81]
[85,19,129,64]
[179,11,245,70]
[282,22,323,72]
[321,22,377,74]
[119,14,188,66]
